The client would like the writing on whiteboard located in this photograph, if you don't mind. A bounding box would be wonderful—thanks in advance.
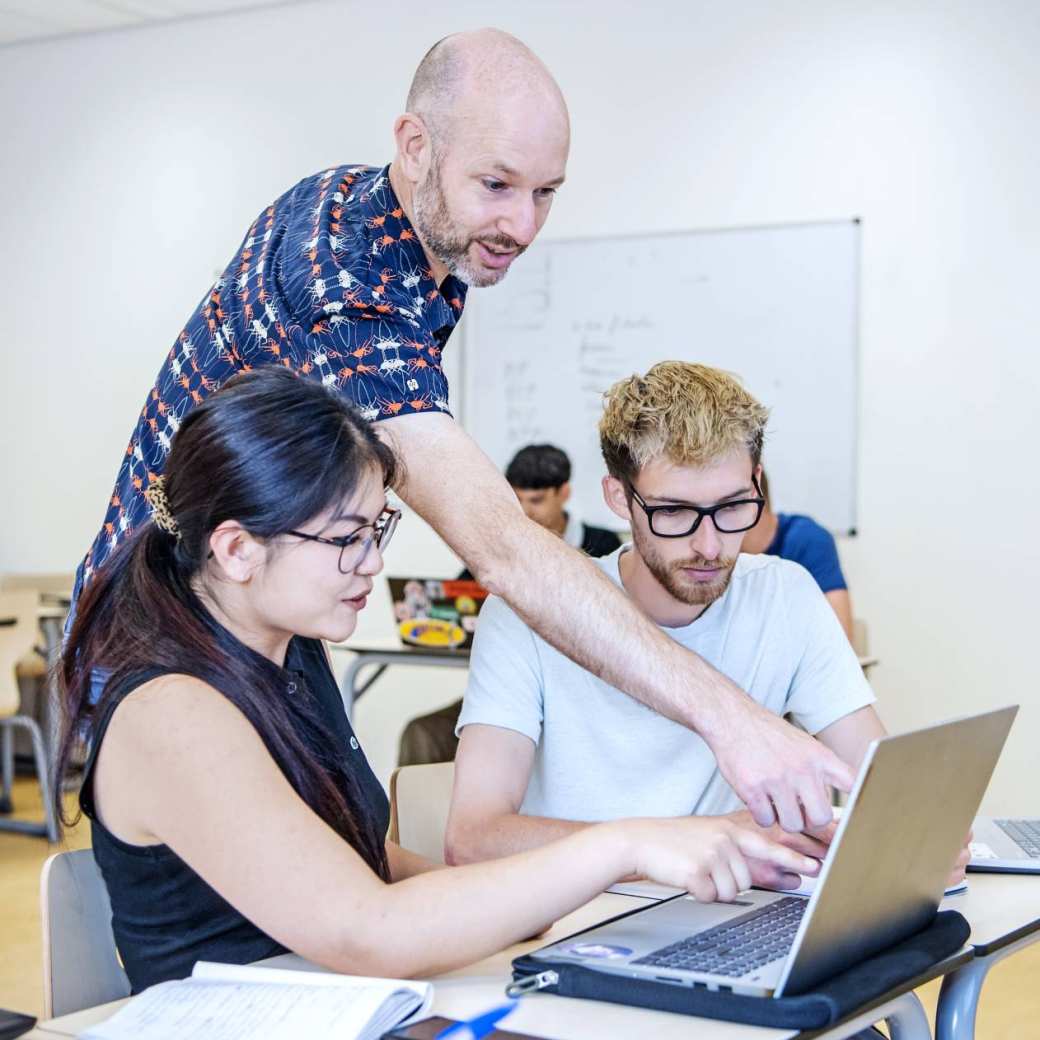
[465,221,860,533]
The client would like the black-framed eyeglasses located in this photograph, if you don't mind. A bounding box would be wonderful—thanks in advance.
[628,479,765,538]
[287,506,401,573]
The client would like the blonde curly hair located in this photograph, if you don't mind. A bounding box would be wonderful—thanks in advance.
[599,361,769,482]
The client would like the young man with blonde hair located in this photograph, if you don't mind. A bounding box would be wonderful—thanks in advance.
[445,362,886,886]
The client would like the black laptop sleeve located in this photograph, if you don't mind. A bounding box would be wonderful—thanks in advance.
[0,1009,36,1040]
[510,904,970,1030]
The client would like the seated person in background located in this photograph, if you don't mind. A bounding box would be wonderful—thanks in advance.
[502,443,622,558]
[739,470,854,642]
[447,361,890,878]
[458,443,621,579]
[56,369,816,992]
[400,442,620,766]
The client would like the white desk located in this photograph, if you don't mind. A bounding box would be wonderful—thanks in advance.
[332,636,470,715]
[24,892,959,1040]
[936,872,1040,1039]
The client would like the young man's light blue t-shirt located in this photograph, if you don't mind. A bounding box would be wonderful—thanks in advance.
[456,546,875,821]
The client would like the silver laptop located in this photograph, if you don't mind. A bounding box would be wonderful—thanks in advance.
[528,706,1017,998]
[969,817,1040,873]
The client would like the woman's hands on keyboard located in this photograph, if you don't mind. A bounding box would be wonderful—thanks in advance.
[720,809,837,891]
[620,816,823,903]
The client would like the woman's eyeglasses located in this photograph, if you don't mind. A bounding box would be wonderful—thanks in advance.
[287,507,401,573]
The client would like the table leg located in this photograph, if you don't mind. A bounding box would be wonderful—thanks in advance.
[936,959,987,1040]
[885,991,933,1040]
[354,664,389,702]
[816,991,931,1040]
[936,931,1040,1040]
[340,658,389,720]
[0,724,13,812]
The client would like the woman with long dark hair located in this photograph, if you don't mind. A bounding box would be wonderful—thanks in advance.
[58,368,815,992]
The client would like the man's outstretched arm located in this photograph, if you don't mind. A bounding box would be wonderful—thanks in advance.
[446,725,833,890]
[380,412,854,831]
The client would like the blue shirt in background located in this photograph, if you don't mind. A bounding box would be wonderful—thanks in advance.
[766,514,847,594]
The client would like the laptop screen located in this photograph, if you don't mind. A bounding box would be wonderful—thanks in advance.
[387,577,489,651]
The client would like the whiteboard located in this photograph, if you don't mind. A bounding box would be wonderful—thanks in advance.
[462,219,860,534]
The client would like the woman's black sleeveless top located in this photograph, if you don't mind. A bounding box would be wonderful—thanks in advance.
[80,637,389,993]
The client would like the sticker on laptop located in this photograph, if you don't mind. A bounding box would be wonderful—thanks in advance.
[559,942,634,959]
[398,617,467,649]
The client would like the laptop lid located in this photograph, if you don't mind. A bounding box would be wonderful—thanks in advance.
[387,577,488,652]
[776,704,1017,994]
[526,706,1016,997]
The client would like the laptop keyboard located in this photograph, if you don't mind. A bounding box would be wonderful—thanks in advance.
[631,896,808,978]
[996,819,1040,858]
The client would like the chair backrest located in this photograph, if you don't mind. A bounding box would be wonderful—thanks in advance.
[0,590,42,717]
[388,762,455,864]
[40,849,131,1018]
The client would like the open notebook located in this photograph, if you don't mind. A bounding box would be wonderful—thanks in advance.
[79,962,433,1040]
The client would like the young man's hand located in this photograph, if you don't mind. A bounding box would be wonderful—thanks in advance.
[722,809,837,890]
[622,816,822,903]
[947,830,973,889]
[725,812,973,893]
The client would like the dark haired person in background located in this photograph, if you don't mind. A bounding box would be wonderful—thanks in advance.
[58,370,812,993]
[456,443,620,579]
[740,470,855,642]
[504,444,621,559]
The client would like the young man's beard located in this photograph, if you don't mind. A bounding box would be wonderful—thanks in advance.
[633,527,737,608]
[411,159,522,288]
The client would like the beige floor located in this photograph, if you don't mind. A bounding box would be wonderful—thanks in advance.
[1,777,1038,1033]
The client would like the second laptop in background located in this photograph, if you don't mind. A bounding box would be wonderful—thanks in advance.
[388,577,489,652]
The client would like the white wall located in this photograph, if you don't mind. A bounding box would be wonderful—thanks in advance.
[2,0,1038,807]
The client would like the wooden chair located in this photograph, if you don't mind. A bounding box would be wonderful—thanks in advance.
[0,590,58,841]
[387,761,455,864]
[40,849,131,1018]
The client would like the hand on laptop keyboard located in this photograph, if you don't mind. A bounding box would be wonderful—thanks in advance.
[719,810,834,891]
[624,817,822,904]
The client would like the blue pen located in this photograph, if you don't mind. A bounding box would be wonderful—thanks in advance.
[434,1000,518,1039]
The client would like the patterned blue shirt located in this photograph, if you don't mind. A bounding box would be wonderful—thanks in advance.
[75,164,467,596]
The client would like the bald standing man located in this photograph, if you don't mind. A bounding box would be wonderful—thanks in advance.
[75,29,852,832]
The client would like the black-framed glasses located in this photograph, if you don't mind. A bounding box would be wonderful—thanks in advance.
[628,479,765,538]
[287,507,401,573]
